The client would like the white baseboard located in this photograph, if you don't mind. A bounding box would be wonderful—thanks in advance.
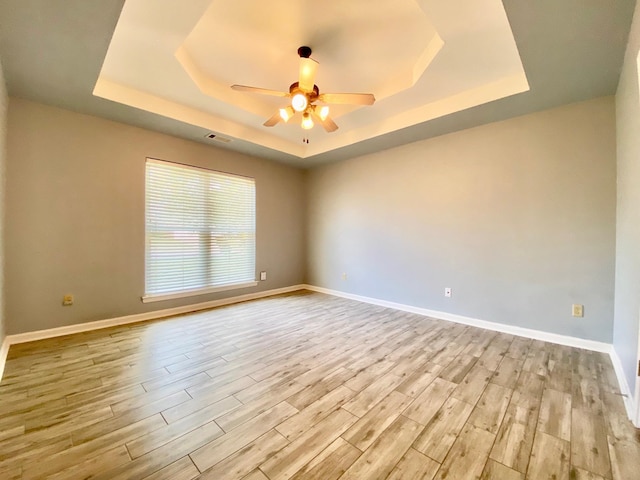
[303,285,612,352]
[0,335,9,381]
[1,284,306,357]
[609,348,639,427]
[636,379,640,428]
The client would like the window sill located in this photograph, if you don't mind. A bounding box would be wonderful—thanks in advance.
[141,281,259,304]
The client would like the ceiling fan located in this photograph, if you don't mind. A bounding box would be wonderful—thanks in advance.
[231,46,375,132]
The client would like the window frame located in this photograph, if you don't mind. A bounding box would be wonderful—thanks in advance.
[142,158,257,303]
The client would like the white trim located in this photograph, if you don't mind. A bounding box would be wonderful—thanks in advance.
[636,374,640,427]
[141,281,259,303]
[636,306,640,427]
[4,285,305,348]
[303,285,611,352]
[609,347,639,427]
[0,336,10,381]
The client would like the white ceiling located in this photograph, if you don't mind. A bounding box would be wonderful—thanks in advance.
[95,0,528,158]
[0,0,635,167]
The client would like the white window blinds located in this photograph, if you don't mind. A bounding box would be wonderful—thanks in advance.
[144,159,256,301]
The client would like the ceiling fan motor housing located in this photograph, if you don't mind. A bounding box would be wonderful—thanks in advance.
[289,82,319,102]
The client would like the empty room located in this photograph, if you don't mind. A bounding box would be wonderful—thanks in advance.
[1,0,640,479]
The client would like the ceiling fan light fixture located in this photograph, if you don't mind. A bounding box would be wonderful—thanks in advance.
[318,105,330,121]
[232,47,375,132]
[291,93,308,112]
[301,112,314,130]
[279,106,294,122]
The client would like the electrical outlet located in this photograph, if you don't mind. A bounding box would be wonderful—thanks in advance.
[444,288,452,298]
[260,271,267,281]
[62,294,74,306]
[342,273,348,281]
[572,304,584,317]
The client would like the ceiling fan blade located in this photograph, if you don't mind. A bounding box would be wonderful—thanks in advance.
[263,111,282,127]
[298,57,319,93]
[311,108,339,132]
[318,92,375,105]
[231,84,289,97]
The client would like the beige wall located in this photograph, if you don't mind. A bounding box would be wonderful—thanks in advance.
[5,98,306,334]
[307,97,617,342]
[0,60,7,346]
[1,94,621,348]
[614,0,640,400]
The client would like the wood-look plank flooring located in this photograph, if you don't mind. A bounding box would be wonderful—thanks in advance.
[1,291,639,479]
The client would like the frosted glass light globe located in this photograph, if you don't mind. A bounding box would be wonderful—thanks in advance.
[291,93,308,112]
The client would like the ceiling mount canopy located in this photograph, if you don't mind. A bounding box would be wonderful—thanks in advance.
[231,46,376,132]
[297,45,312,58]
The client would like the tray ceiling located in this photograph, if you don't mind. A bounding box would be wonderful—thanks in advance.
[1,0,634,167]
[94,0,529,158]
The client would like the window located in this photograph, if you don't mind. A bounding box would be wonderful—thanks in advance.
[143,158,256,302]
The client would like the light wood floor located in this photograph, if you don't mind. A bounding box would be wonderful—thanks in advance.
[1,291,638,480]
